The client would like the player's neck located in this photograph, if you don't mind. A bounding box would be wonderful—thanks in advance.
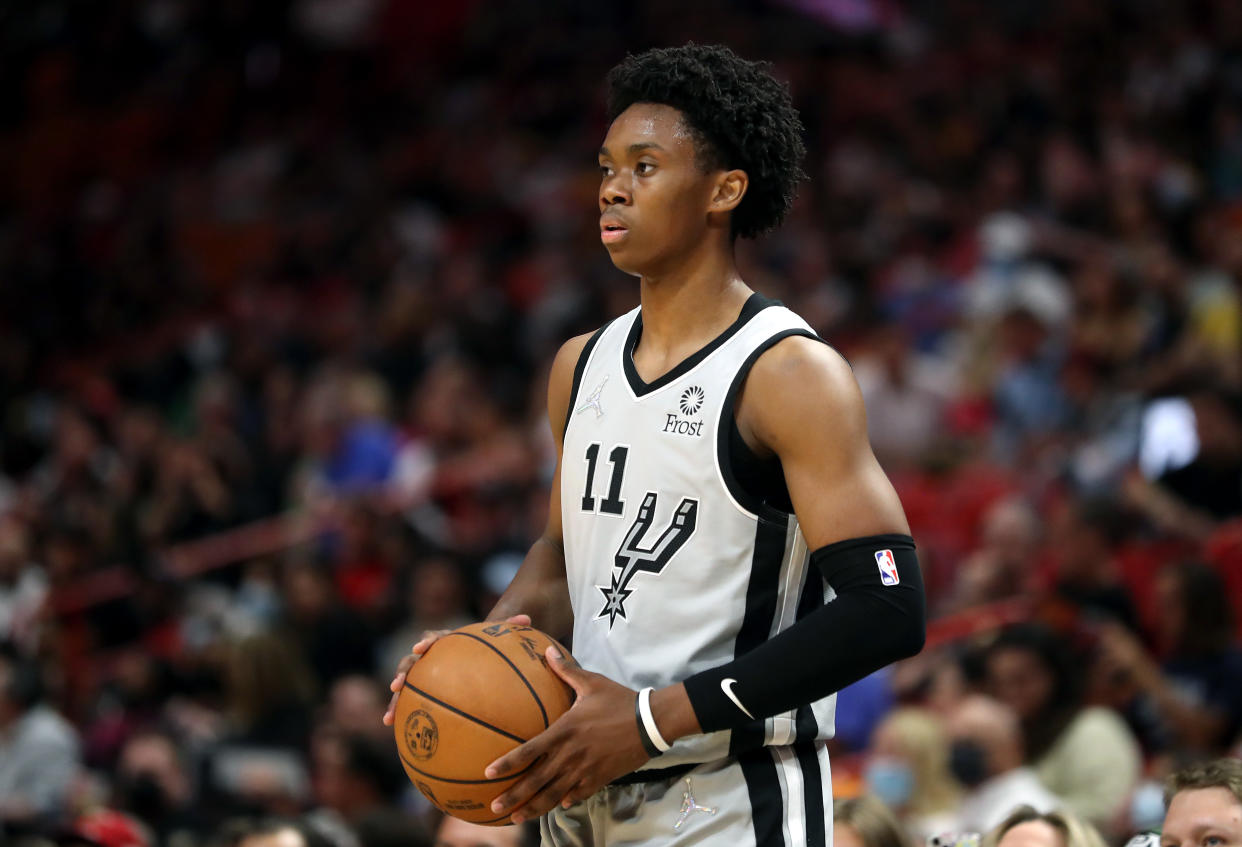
[633,247,751,371]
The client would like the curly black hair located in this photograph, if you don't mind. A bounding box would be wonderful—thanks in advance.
[606,44,806,240]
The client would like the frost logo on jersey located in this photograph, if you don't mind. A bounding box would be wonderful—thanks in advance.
[875,549,900,586]
[664,386,706,437]
[680,385,705,416]
[597,492,699,627]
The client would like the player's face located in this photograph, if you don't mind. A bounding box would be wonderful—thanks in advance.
[1162,788,1242,847]
[598,103,724,277]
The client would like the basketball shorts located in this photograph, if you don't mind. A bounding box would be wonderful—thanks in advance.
[539,742,833,847]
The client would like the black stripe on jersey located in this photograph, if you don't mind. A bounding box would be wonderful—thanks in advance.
[738,746,786,847]
[796,741,827,847]
[715,328,823,519]
[562,322,611,440]
[729,512,790,756]
[621,292,777,397]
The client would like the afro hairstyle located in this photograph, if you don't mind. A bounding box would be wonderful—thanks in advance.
[606,44,806,240]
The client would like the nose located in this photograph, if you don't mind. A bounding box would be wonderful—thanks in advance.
[600,173,630,208]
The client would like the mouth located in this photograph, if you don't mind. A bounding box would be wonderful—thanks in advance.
[600,218,628,244]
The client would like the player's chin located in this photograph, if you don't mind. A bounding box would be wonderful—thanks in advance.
[603,241,645,276]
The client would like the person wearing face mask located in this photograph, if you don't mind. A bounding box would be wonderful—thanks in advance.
[866,708,963,842]
[947,696,1060,832]
[114,730,205,846]
[984,624,1140,829]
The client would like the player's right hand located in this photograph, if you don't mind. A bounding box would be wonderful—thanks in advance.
[382,613,532,726]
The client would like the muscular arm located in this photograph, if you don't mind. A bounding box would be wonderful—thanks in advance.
[654,336,925,737]
[484,333,591,641]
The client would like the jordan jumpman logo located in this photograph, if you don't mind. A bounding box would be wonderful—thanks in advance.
[673,778,718,831]
[576,375,607,418]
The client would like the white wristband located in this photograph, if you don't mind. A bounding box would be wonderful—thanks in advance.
[637,686,672,753]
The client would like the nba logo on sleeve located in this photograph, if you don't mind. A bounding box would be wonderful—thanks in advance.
[875,549,899,586]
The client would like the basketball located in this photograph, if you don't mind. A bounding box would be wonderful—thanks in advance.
[393,621,574,825]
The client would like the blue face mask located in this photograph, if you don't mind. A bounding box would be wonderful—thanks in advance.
[1130,781,1166,832]
[865,758,915,809]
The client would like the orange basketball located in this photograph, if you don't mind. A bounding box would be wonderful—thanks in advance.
[393,621,574,825]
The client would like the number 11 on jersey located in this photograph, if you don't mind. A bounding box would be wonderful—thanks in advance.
[581,443,628,515]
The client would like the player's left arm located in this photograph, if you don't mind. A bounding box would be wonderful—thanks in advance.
[485,336,926,823]
[669,334,925,735]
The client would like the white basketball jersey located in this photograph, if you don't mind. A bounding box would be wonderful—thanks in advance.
[561,294,837,770]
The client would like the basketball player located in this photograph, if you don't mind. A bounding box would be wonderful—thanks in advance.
[384,44,926,846]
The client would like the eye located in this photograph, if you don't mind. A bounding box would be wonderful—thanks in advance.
[1204,837,1224,846]
[599,164,613,176]
[636,161,655,175]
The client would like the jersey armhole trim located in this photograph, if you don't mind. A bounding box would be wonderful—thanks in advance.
[715,329,828,520]
[562,322,611,441]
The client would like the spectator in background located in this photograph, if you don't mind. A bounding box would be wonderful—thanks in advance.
[1155,389,1242,522]
[866,707,962,843]
[1067,255,1147,380]
[113,729,204,846]
[324,676,389,744]
[0,517,47,654]
[140,433,235,548]
[295,371,399,504]
[835,668,896,753]
[981,806,1107,847]
[1097,561,1242,753]
[991,307,1071,462]
[832,794,910,847]
[1160,758,1242,847]
[281,563,374,687]
[220,633,316,752]
[0,647,81,826]
[377,557,471,679]
[853,323,957,469]
[944,497,1042,614]
[206,634,316,818]
[946,696,1059,832]
[983,624,1140,828]
[310,731,427,846]
[1047,497,1142,633]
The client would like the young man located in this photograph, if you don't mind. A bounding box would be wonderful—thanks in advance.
[1161,759,1242,847]
[384,44,926,846]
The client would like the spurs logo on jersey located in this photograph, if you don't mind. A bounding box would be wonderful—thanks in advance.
[562,294,838,771]
[597,492,698,627]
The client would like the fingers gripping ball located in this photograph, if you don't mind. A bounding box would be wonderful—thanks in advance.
[393,622,574,825]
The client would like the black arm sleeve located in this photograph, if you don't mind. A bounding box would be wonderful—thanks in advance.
[681,534,926,733]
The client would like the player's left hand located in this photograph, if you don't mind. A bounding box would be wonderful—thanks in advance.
[484,644,652,824]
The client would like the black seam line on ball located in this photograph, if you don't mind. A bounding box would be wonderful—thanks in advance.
[442,631,551,728]
[398,749,539,785]
[403,681,528,744]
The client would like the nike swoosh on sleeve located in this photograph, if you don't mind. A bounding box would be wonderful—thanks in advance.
[720,678,755,720]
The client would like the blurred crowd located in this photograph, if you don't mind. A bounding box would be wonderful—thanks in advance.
[5,0,1242,845]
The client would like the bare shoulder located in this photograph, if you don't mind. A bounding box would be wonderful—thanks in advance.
[740,335,866,454]
[547,331,598,442]
[742,335,909,541]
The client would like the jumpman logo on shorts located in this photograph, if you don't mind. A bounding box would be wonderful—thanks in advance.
[673,778,718,831]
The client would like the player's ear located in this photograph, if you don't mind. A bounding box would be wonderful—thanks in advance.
[709,169,748,214]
